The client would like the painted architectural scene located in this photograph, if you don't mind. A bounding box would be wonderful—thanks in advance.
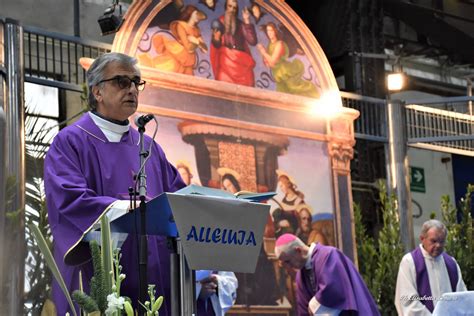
[138,113,336,311]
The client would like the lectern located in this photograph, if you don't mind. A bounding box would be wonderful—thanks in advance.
[111,185,272,315]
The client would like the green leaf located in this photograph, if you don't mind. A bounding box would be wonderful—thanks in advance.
[124,301,134,316]
[152,295,163,312]
[29,223,77,316]
[100,215,114,294]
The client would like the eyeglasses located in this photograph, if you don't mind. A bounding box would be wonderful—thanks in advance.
[98,75,146,91]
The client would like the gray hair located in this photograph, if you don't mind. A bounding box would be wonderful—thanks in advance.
[86,52,139,109]
[274,236,306,259]
[420,219,447,238]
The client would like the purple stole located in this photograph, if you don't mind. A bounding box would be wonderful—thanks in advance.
[411,247,458,312]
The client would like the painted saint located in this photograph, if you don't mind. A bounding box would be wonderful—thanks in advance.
[210,0,258,86]
[138,5,208,75]
[257,22,320,98]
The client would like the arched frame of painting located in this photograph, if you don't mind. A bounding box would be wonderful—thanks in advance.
[105,0,360,262]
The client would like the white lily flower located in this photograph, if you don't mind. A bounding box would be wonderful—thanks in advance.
[105,293,125,315]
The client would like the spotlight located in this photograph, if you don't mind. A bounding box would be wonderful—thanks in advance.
[98,1,124,36]
[387,72,405,92]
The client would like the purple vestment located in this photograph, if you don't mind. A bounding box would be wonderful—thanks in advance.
[410,247,458,312]
[296,244,380,316]
[44,113,185,315]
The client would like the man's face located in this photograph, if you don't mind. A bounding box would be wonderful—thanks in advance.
[225,0,238,15]
[420,227,446,258]
[278,249,306,271]
[93,62,140,121]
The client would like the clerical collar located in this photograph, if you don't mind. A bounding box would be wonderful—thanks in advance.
[91,110,129,126]
[305,243,317,269]
[89,111,129,143]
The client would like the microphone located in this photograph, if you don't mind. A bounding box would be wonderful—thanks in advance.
[134,114,154,128]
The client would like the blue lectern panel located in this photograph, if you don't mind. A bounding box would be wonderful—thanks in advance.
[110,193,178,237]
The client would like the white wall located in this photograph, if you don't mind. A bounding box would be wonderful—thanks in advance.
[408,147,455,240]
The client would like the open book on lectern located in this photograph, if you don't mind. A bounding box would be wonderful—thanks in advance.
[177,184,276,202]
[110,185,275,273]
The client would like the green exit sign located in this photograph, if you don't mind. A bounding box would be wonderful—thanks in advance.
[410,166,425,193]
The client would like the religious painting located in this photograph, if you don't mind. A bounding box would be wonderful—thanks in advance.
[127,0,324,99]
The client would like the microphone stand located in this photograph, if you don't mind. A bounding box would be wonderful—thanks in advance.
[137,123,149,315]
[133,114,195,315]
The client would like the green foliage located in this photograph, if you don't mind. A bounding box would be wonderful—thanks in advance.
[353,203,377,297]
[23,108,54,314]
[4,176,22,223]
[112,249,126,298]
[72,216,115,314]
[441,185,474,290]
[372,181,404,315]
[70,216,146,316]
[140,285,164,316]
[71,291,99,313]
[71,239,111,313]
[24,177,53,315]
[355,180,404,316]
[89,239,108,312]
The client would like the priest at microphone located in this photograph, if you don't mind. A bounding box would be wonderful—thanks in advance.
[44,52,186,315]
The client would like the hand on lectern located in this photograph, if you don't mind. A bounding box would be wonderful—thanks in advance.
[199,274,218,299]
